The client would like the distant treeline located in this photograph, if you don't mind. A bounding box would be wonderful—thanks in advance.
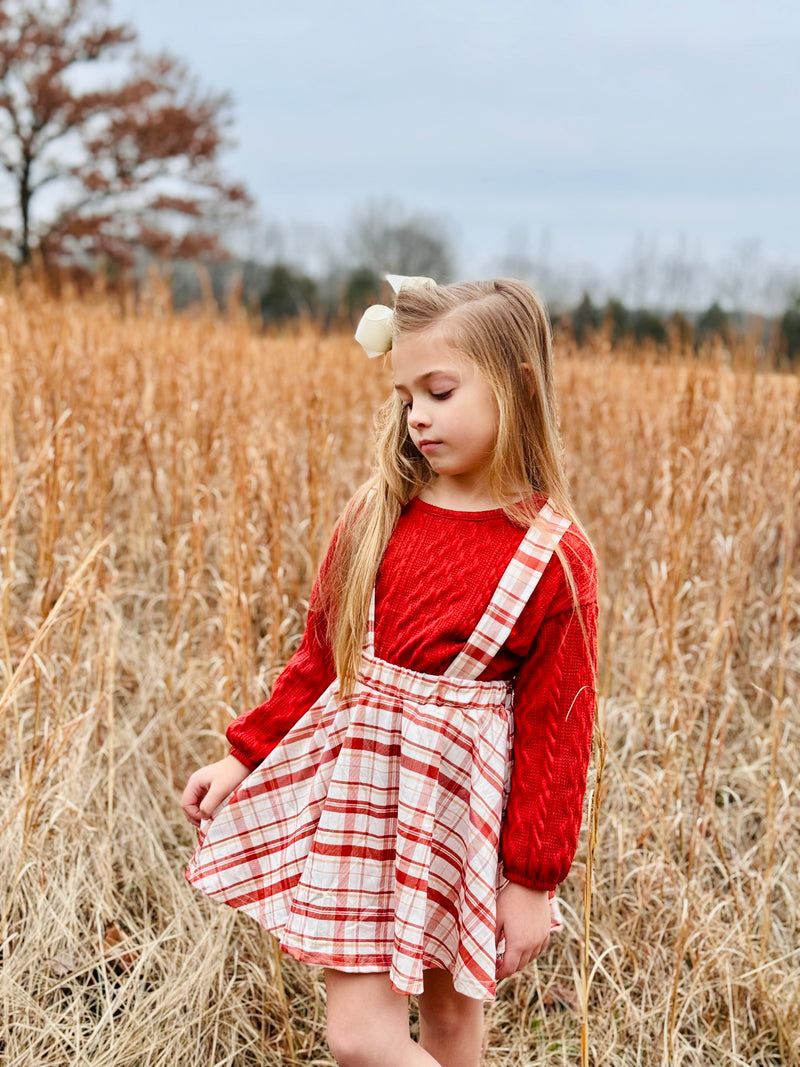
[171,259,800,364]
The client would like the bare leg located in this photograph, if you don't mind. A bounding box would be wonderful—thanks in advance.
[417,968,485,1067]
[324,969,441,1067]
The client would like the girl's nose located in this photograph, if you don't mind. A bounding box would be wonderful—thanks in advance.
[408,402,432,429]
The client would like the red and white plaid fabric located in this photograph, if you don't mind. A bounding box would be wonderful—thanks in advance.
[186,499,569,1000]
[445,498,571,680]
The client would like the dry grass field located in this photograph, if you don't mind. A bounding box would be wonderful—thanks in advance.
[1,279,798,1066]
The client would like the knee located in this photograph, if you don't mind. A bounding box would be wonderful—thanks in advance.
[324,970,410,1066]
[418,994,469,1042]
[418,983,484,1048]
[325,1019,377,1067]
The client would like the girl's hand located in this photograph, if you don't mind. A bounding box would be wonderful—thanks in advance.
[495,882,552,981]
[181,754,251,828]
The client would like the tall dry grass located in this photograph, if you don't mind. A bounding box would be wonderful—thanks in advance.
[0,280,797,1066]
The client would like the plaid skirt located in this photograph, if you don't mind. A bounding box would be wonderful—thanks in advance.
[186,499,569,999]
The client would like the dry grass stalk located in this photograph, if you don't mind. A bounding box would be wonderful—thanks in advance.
[1,283,798,1065]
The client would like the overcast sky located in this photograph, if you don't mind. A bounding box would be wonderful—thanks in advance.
[111,0,799,306]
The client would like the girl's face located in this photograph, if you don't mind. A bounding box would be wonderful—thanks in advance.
[391,326,499,495]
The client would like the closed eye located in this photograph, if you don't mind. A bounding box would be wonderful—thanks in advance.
[396,389,452,411]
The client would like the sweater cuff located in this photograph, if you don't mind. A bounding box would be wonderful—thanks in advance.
[228,745,261,771]
[503,868,559,893]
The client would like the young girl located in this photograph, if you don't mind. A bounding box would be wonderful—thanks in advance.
[182,277,598,1067]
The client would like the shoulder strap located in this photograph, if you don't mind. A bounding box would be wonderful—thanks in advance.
[444,498,571,681]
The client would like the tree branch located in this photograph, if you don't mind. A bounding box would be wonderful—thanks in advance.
[0,0,250,267]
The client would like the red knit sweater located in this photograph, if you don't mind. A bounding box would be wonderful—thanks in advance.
[227,498,598,892]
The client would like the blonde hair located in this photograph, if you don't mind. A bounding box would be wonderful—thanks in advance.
[321,279,592,694]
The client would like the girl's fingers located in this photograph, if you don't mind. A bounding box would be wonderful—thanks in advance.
[494,921,505,951]
[198,783,226,820]
[197,770,240,819]
[496,949,521,980]
[496,938,550,980]
[494,921,507,977]
[181,775,209,825]
[181,798,203,827]
[181,757,249,827]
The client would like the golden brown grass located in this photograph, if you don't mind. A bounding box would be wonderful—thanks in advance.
[1,280,798,1066]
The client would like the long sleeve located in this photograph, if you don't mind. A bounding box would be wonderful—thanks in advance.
[225,496,599,885]
[500,593,598,891]
[226,553,337,770]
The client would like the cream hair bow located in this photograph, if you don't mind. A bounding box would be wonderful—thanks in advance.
[354,273,436,358]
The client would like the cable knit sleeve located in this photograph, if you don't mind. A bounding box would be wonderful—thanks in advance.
[226,542,337,770]
[500,546,598,891]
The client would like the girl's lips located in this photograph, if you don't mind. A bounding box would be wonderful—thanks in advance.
[418,440,441,453]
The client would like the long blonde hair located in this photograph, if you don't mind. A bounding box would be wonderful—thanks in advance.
[321,279,591,693]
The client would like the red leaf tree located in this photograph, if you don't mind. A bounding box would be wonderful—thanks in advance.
[0,0,250,270]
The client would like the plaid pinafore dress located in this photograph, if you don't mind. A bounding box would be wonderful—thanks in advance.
[186,499,570,1000]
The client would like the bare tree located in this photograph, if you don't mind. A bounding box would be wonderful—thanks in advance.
[0,0,249,269]
[346,199,455,281]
